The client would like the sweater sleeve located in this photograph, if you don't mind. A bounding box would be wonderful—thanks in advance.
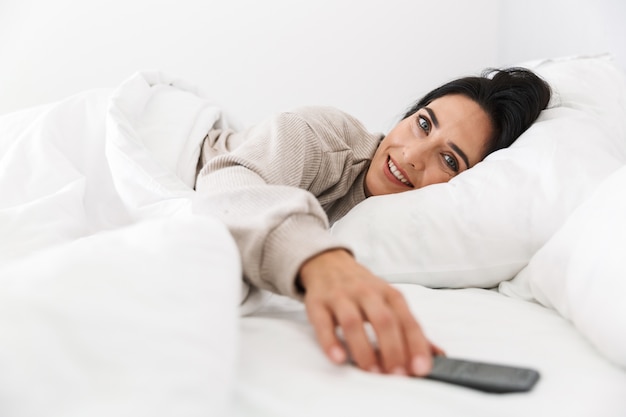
[194,110,352,299]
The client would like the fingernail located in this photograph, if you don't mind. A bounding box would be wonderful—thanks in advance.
[391,366,407,376]
[412,356,431,376]
[369,365,381,374]
[329,346,346,364]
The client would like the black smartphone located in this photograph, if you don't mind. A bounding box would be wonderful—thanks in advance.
[425,356,540,393]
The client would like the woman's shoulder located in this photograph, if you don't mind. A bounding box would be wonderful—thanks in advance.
[279,106,382,155]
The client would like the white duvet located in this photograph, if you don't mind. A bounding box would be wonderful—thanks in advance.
[0,72,241,416]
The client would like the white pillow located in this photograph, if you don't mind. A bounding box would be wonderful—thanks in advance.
[331,55,626,288]
[500,166,626,367]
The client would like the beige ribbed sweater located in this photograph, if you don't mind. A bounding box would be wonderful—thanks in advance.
[195,106,382,299]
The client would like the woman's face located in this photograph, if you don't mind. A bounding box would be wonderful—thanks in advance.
[365,94,493,196]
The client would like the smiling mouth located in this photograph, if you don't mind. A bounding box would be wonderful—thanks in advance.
[387,157,414,187]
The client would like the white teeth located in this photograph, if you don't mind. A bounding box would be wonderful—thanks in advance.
[388,158,412,186]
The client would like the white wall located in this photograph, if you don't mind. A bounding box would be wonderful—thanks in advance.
[0,0,499,132]
[497,0,626,70]
[1,0,624,132]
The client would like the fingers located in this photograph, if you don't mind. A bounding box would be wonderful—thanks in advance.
[386,288,433,376]
[307,295,381,371]
[305,299,347,364]
[307,283,433,376]
[335,300,381,372]
[360,293,408,374]
[299,250,440,377]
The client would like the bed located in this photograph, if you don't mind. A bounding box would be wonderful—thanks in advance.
[1,55,625,416]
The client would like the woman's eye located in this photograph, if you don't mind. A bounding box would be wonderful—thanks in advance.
[443,154,459,172]
[417,116,430,133]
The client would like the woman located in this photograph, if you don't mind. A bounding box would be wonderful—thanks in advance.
[195,68,551,377]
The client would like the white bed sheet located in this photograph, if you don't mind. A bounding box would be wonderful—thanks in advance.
[234,285,626,417]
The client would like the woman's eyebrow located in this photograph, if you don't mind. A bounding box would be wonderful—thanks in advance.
[447,141,470,169]
[424,107,439,128]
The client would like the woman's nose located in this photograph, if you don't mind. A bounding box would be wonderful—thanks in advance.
[403,140,429,171]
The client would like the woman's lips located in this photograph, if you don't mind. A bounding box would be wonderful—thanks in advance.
[386,156,414,187]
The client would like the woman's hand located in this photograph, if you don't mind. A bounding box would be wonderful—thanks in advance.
[298,249,443,376]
